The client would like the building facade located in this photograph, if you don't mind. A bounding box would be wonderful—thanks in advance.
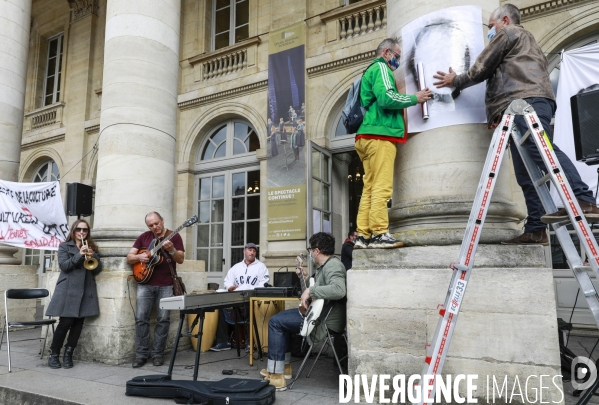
[0,0,598,381]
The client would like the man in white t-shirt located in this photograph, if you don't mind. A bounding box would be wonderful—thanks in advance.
[210,243,270,351]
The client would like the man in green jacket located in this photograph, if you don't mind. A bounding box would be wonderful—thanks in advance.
[260,232,346,391]
[355,38,432,249]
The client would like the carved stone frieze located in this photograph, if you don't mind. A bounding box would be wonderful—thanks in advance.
[178,80,268,110]
[520,0,595,20]
[307,51,375,77]
[67,0,99,22]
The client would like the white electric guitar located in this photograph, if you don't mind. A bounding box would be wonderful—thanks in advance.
[297,253,325,337]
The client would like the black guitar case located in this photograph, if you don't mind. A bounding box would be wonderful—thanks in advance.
[125,375,276,405]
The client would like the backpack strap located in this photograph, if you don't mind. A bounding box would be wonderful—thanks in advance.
[360,61,378,110]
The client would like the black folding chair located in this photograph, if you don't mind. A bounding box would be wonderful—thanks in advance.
[289,307,348,389]
[0,288,56,372]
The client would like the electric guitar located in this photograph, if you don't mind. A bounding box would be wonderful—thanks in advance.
[297,253,325,337]
[132,215,198,283]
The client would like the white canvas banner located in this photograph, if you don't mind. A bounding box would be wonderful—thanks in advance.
[552,42,599,206]
[0,180,69,250]
[401,5,487,133]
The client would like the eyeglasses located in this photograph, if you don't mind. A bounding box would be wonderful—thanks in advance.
[75,227,89,232]
[387,49,401,60]
[307,247,317,253]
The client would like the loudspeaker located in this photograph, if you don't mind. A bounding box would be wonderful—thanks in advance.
[67,183,94,216]
[273,271,301,296]
[570,88,599,165]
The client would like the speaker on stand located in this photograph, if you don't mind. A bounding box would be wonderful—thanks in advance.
[66,183,94,218]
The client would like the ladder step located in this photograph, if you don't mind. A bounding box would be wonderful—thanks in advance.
[536,173,552,186]
[519,130,531,145]
[552,219,572,229]
[450,263,468,271]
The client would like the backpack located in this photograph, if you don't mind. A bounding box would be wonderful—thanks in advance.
[341,64,376,134]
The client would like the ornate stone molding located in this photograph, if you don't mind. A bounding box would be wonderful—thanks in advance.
[307,50,375,77]
[85,124,100,134]
[188,37,261,66]
[22,132,66,150]
[68,0,99,22]
[188,37,261,81]
[24,102,65,131]
[178,80,268,110]
[520,0,595,20]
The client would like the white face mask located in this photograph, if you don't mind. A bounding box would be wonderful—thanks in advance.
[487,26,497,42]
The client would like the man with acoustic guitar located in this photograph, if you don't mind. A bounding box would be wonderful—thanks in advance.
[126,212,185,368]
[260,232,346,391]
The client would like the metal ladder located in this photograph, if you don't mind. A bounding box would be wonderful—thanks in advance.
[415,99,599,404]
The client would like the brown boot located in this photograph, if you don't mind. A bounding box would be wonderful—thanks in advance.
[579,200,599,223]
[542,199,599,224]
[501,229,548,246]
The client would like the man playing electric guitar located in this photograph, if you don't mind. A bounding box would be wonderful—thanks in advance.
[260,232,346,391]
[126,211,185,368]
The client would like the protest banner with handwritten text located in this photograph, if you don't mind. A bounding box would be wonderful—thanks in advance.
[0,180,69,250]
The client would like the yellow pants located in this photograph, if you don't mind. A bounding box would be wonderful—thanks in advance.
[355,138,396,237]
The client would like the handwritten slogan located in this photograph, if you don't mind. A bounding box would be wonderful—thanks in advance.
[0,180,69,250]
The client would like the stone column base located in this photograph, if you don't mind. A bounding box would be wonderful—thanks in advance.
[44,258,206,365]
[348,245,563,403]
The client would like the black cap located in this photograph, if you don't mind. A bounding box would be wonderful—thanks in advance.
[244,243,257,250]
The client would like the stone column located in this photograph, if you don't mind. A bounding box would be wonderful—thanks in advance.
[0,0,32,264]
[83,0,181,364]
[95,0,181,254]
[346,2,562,401]
[388,1,523,246]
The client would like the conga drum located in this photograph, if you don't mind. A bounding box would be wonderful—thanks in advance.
[252,300,283,353]
[188,310,219,352]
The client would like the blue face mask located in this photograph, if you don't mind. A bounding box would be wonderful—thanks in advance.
[310,254,315,264]
[487,26,497,42]
[387,56,400,71]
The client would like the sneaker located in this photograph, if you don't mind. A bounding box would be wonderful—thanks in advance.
[542,199,599,224]
[210,343,231,352]
[501,229,548,246]
[354,235,370,249]
[368,233,403,249]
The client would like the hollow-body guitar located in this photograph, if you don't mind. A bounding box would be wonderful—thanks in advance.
[297,253,325,337]
[132,216,198,283]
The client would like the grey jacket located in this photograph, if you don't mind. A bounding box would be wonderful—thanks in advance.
[452,24,554,126]
[309,256,347,345]
[46,239,103,318]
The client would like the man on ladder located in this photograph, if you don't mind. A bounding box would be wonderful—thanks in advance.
[434,3,599,244]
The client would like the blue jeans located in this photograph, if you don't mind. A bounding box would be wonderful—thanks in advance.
[267,309,303,374]
[510,97,595,232]
[135,284,172,359]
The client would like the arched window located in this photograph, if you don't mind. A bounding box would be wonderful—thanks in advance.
[201,121,259,160]
[25,159,60,283]
[33,160,60,182]
[329,98,356,152]
[195,119,260,285]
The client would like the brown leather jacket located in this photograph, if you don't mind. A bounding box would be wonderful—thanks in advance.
[453,24,554,126]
